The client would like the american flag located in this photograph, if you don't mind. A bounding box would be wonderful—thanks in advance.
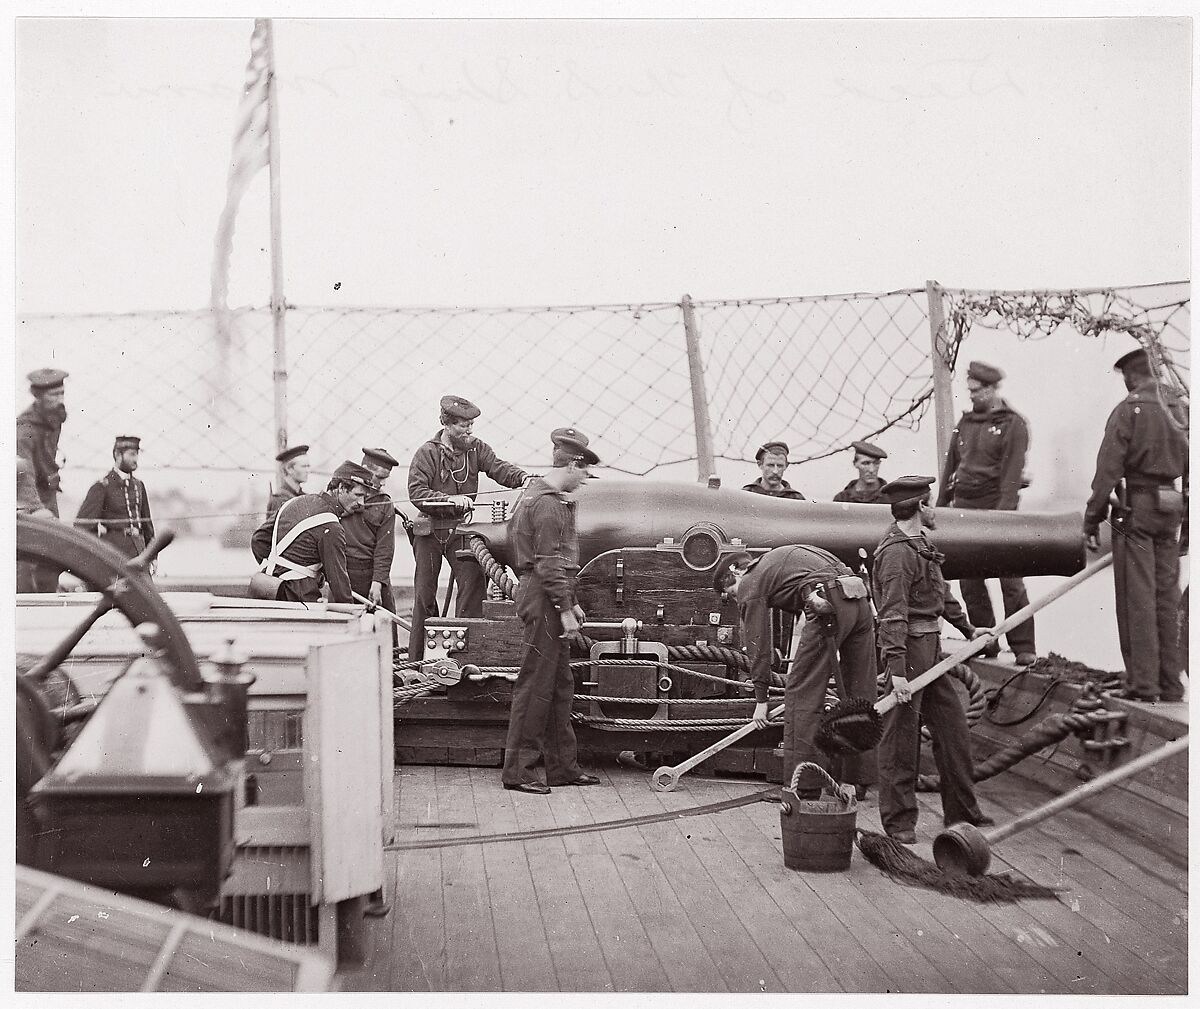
[211,19,273,330]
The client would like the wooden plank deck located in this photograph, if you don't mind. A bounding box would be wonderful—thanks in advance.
[339,762,1188,994]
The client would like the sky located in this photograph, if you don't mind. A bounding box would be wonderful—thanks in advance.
[15,15,1190,315]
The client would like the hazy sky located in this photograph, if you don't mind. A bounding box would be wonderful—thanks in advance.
[16,15,1190,314]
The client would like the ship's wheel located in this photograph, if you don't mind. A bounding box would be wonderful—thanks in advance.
[15,515,202,863]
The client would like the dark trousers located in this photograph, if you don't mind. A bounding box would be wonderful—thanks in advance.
[877,632,983,834]
[953,497,1035,653]
[785,594,878,790]
[1114,497,1183,698]
[408,533,486,659]
[501,575,584,787]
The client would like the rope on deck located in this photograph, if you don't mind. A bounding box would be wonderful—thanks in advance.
[384,785,775,851]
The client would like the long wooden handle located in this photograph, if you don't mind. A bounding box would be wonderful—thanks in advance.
[876,552,1114,717]
[351,591,413,631]
[985,735,1188,845]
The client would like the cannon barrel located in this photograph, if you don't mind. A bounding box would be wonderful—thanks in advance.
[462,480,1087,580]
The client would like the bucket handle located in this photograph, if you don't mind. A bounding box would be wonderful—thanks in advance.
[788,761,855,807]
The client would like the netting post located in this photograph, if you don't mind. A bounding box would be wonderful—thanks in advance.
[681,294,717,482]
[265,19,289,471]
[926,280,955,468]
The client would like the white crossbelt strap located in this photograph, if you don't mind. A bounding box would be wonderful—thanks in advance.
[260,499,339,581]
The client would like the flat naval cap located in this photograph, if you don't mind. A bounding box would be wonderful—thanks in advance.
[966,360,1004,385]
[28,368,68,391]
[878,475,936,505]
[275,444,310,463]
[113,435,141,452]
[361,447,399,470]
[440,395,481,421]
[1113,348,1149,372]
[754,440,790,462]
[551,426,600,467]
[331,460,380,489]
[850,440,887,460]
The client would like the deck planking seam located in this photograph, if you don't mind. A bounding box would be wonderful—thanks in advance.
[573,772,733,993]
[607,771,790,992]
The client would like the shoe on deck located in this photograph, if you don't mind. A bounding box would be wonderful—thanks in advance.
[1015,652,1038,666]
[979,641,1001,659]
[558,773,602,786]
[1107,688,1160,703]
[887,830,917,845]
[504,781,552,794]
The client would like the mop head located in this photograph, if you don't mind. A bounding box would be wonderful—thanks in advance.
[855,830,1061,904]
[816,698,883,755]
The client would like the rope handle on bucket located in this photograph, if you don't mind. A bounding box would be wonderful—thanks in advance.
[788,762,855,807]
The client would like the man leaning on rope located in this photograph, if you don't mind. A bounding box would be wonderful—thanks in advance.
[250,460,375,604]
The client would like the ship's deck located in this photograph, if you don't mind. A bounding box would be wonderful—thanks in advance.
[340,760,1188,994]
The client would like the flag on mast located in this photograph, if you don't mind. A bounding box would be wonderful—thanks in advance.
[211,18,272,337]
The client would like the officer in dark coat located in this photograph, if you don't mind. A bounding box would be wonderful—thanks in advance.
[832,440,888,503]
[74,436,155,559]
[1084,348,1189,703]
[251,460,375,604]
[265,444,311,526]
[714,545,877,799]
[407,395,528,658]
[501,429,602,794]
[937,360,1037,665]
[343,447,399,612]
[741,440,806,499]
[872,475,992,844]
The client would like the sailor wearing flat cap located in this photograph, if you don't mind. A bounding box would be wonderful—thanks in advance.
[74,435,156,560]
[1084,345,1189,703]
[344,447,401,612]
[407,396,529,658]
[250,460,377,604]
[265,443,312,526]
[502,428,602,794]
[937,359,1037,665]
[871,474,992,843]
[833,439,889,504]
[742,440,806,499]
[16,368,69,521]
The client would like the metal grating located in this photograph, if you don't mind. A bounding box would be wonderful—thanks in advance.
[216,892,319,946]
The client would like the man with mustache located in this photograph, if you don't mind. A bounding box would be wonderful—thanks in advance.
[407,395,528,658]
[16,368,69,591]
[74,435,156,559]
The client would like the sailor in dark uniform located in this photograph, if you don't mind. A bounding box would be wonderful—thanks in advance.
[871,475,992,844]
[265,444,312,526]
[832,440,888,503]
[74,436,155,560]
[251,460,375,604]
[343,447,399,612]
[407,395,528,658]
[1084,348,1189,703]
[742,440,806,499]
[16,368,69,592]
[501,429,602,794]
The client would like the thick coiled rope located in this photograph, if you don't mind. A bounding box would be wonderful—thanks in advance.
[916,683,1124,790]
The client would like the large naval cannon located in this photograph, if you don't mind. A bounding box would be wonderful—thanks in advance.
[405,480,1089,770]
[462,479,1087,580]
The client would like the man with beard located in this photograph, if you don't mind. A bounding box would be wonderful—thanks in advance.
[407,395,528,658]
[265,443,312,525]
[17,368,69,591]
[872,475,993,844]
[251,460,375,604]
[937,361,1037,665]
[75,436,156,559]
[832,440,888,503]
[344,447,399,613]
[742,441,806,499]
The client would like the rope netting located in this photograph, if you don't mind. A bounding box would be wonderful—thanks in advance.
[16,281,1188,499]
[936,281,1190,424]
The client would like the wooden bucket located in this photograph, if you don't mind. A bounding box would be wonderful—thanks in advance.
[779,762,857,872]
